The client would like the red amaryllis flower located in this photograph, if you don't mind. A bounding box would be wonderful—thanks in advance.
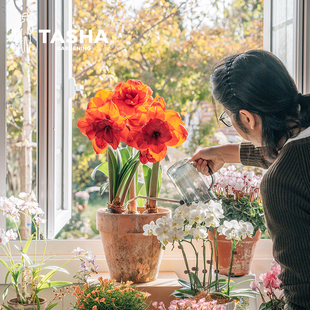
[127,97,188,162]
[112,79,153,116]
[77,101,128,154]
[139,150,157,164]
[86,89,113,110]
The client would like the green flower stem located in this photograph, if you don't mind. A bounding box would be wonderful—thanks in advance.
[178,241,192,290]
[212,229,219,291]
[119,161,140,207]
[206,239,213,293]
[148,161,159,210]
[182,239,199,293]
[203,240,206,290]
[227,239,236,296]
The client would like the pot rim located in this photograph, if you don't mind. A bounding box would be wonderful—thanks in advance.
[7,297,48,305]
[97,207,171,217]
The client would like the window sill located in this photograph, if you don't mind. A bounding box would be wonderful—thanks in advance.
[0,239,273,284]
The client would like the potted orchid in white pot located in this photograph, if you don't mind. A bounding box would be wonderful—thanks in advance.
[143,199,259,309]
[0,192,98,310]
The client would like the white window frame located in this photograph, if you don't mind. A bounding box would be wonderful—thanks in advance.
[37,0,73,239]
[264,0,310,92]
[0,0,6,229]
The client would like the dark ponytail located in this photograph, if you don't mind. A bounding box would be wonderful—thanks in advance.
[211,50,310,160]
[298,93,310,127]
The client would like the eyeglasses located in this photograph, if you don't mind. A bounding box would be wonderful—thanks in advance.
[219,111,232,127]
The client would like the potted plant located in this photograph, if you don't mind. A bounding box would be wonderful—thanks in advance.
[0,192,98,310]
[151,298,226,309]
[206,166,266,276]
[77,79,188,283]
[250,260,285,310]
[72,277,150,310]
[144,199,259,309]
[74,191,90,212]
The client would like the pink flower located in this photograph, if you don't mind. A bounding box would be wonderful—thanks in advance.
[250,280,260,291]
[260,269,281,289]
[152,302,158,308]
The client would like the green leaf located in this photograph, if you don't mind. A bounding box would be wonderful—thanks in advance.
[0,258,12,273]
[36,295,41,310]
[91,162,109,180]
[158,165,162,194]
[137,185,146,207]
[142,165,152,196]
[115,147,123,176]
[2,282,13,302]
[40,266,69,274]
[7,29,12,35]
[36,281,72,292]
[120,147,130,164]
[107,146,117,200]
[178,279,191,289]
[137,182,144,195]
[228,279,254,291]
[45,303,58,310]
[23,233,34,254]
[2,305,13,310]
[99,182,109,195]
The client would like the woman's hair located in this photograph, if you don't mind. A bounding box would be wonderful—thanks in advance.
[211,49,310,159]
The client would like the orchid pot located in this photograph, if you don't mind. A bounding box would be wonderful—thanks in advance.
[7,297,48,310]
[144,200,260,307]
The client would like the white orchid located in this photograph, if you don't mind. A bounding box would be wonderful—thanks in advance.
[170,214,185,229]
[184,224,192,235]
[190,227,208,240]
[188,209,207,225]
[167,227,185,243]
[218,220,254,240]
[0,229,9,246]
[6,229,18,241]
[154,223,171,240]
[175,205,191,217]
[143,221,157,236]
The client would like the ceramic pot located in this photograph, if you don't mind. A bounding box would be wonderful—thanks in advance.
[96,207,171,283]
[7,297,47,310]
[208,230,261,276]
[224,300,236,310]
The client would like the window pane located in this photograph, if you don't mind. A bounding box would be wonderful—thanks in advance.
[6,0,37,233]
[272,0,294,76]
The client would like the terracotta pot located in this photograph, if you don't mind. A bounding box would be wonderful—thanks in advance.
[96,207,171,283]
[7,297,47,310]
[208,230,261,276]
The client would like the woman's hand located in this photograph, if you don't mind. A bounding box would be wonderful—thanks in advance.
[189,144,241,175]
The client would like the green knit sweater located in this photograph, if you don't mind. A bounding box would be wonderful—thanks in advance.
[240,138,310,310]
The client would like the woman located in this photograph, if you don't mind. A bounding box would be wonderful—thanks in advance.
[190,50,310,310]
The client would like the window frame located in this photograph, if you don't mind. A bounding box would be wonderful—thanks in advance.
[0,0,7,229]
[37,0,73,239]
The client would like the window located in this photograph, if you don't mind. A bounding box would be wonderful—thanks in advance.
[264,0,310,91]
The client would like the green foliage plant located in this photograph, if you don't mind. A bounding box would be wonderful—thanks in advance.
[72,278,149,310]
[0,192,98,310]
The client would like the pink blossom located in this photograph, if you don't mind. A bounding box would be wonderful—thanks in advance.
[152,302,158,308]
[250,280,260,291]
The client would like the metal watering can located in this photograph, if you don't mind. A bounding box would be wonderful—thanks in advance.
[167,157,217,205]
[126,157,217,206]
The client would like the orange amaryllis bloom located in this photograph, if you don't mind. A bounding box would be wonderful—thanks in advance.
[85,89,113,111]
[127,97,188,162]
[77,101,128,154]
[112,79,153,116]
[139,150,157,164]
[86,89,113,110]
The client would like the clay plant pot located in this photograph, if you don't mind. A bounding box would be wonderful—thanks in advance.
[96,207,171,283]
[7,297,47,310]
[208,230,261,276]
